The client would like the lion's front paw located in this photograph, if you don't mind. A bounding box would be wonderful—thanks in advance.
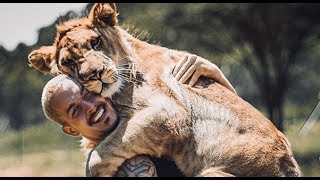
[87,150,117,177]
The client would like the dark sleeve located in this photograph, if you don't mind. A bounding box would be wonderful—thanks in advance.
[149,156,185,177]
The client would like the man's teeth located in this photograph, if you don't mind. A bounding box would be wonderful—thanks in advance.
[93,108,104,123]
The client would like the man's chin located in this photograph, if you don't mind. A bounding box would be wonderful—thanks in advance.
[103,118,120,138]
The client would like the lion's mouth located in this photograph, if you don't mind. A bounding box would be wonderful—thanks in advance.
[81,64,123,98]
[100,83,110,93]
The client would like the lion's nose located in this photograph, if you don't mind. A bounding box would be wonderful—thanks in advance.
[92,69,101,79]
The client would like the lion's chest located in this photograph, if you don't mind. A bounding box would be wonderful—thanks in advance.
[112,79,180,121]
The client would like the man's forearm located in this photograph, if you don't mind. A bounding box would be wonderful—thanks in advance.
[115,155,158,177]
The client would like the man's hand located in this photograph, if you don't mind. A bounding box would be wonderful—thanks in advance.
[115,155,158,177]
[172,55,237,94]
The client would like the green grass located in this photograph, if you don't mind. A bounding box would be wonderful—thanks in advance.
[284,121,320,177]
[0,150,85,176]
[0,121,83,155]
[0,120,319,176]
[0,121,86,176]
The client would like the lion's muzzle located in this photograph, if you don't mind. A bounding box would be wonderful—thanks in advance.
[80,50,118,91]
[86,149,103,177]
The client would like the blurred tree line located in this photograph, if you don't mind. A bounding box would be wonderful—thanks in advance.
[0,3,320,132]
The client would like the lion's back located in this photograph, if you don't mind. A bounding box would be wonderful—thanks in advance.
[186,80,302,176]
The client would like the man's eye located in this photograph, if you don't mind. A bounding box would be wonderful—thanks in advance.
[90,37,101,50]
[72,105,80,117]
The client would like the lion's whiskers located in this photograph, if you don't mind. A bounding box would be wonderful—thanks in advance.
[114,74,139,83]
[115,68,131,71]
[114,62,143,83]
[113,73,143,84]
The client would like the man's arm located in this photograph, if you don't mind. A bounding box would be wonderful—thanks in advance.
[87,150,157,177]
[115,155,158,177]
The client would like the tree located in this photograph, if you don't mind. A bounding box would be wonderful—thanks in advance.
[162,3,320,131]
[216,3,320,131]
[0,11,79,130]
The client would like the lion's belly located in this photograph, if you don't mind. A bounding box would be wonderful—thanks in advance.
[168,93,241,176]
[173,86,294,176]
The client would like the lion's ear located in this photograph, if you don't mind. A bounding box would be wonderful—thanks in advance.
[28,46,60,76]
[88,3,118,27]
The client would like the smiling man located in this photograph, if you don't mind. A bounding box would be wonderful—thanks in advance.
[42,74,119,145]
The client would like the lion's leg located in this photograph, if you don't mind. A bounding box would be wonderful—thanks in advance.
[87,106,177,177]
[196,167,234,177]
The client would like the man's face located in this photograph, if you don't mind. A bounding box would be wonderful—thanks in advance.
[51,79,118,142]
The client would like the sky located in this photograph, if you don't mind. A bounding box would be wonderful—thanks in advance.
[0,3,88,51]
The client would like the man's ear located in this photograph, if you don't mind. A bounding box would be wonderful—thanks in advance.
[62,126,80,136]
[88,3,118,27]
[28,46,60,76]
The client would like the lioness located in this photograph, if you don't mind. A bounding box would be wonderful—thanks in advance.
[28,3,302,177]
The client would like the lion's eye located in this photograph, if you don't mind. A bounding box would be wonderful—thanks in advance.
[90,37,101,50]
[61,59,75,67]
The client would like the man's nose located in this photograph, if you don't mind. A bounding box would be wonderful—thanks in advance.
[83,100,95,115]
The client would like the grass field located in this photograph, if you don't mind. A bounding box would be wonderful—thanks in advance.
[0,120,319,176]
[0,150,85,176]
[0,121,86,177]
[284,121,320,176]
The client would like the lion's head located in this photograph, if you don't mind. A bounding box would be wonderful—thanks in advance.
[28,3,136,98]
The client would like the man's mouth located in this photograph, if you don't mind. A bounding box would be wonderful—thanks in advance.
[90,104,105,125]
[94,106,104,123]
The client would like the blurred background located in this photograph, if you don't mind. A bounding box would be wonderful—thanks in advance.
[0,3,319,176]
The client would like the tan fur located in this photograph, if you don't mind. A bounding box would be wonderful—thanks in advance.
[28,3,302,177]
